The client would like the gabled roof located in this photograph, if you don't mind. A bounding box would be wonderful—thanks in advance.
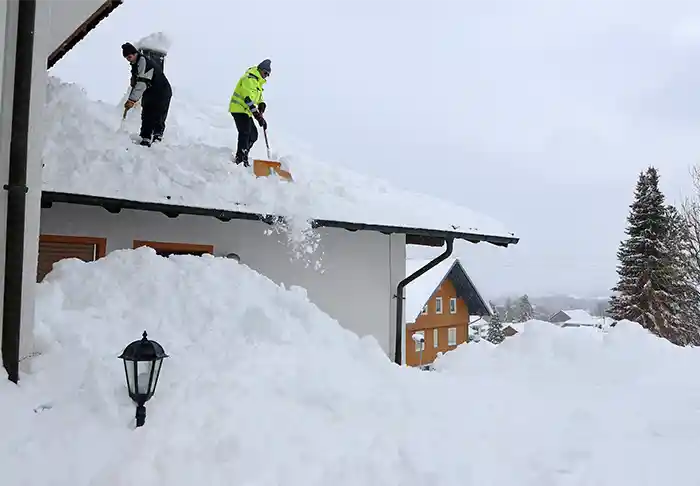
[48,0,123,69]
[404,258,491,322]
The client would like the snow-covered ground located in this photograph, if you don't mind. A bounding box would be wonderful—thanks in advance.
[4,248,700,485]
[41,77,515,247]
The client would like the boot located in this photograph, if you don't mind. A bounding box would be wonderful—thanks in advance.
[234,153,249,167]
[139,136,152,147]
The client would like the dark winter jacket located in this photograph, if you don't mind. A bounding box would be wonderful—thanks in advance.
[128,53,171,102]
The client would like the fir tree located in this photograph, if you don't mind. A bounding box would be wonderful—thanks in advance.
[609,167,698,345]
[503,297,515,322]
[664,205,700,343]
[487,306,506,344]
[516,294,534,323]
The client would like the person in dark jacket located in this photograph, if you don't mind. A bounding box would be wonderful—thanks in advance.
[122,42,173,147]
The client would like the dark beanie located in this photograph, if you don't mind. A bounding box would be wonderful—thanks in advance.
[258,59,271,74]
[121,42,138,57]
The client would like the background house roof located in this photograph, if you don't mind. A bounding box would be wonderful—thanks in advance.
[41,79,518,248]
[560,309,596,323]
[404,258,491,322]
[551,309,613,327]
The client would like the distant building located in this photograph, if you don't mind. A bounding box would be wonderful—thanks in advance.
[549,309,613,328]
[404,258,492,366]
[468,318,523,342]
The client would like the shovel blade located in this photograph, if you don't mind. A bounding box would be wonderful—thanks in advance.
[253,159,293,182]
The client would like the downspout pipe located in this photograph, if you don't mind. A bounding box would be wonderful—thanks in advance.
[394,237,454,365]
[2,0,36,383]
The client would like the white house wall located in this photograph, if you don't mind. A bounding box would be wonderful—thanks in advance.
[40,204,407,357]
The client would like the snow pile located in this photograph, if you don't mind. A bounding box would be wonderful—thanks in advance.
[4,251,700,484]
[431,320,700,484]
[41,78,516,254]
[135,31,172,54]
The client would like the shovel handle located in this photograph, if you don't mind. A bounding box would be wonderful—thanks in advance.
[263,128,271,160]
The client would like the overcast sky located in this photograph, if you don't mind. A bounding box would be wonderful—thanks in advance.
[51,0,700,299]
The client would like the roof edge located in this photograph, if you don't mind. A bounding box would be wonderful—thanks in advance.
[405,257,492,322]
[40,191,520,247]
[47,0,123,69]
[452,260,493,317]
[406,259,458,322]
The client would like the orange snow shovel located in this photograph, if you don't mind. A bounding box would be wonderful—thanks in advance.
[253,128,293,182]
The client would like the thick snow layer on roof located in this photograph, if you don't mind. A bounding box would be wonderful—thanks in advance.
[404,257,458,322]
[41,78,516,253]
[559,309,601,326]
[4,250,700,485]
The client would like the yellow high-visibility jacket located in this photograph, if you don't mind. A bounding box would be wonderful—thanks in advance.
[229,66,266,117]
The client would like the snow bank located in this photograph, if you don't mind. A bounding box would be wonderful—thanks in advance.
[41,78,516,254]
[4,252,700,485]
[431,320,700,484]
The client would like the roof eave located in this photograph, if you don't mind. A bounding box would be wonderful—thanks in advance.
[452,260,493,317]
[40,190,520,248]
[47,0,123,69]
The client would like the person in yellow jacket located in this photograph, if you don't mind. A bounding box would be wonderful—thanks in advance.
[229,59,270,166]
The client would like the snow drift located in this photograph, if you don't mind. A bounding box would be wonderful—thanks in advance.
[3,249,700,485]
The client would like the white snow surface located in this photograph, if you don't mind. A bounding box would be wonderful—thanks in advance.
[41,78,516,251]
[4,249,700,485]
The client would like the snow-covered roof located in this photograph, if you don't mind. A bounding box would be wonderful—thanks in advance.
[507,322,528,333]
[404,258,490,323]
[41,79,518,248]
[558,309,600,326]
[405,258,456,323]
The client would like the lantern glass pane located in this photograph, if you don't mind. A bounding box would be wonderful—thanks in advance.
[151,358,163,393]
[136,360,155,395]
[125,360,137,395]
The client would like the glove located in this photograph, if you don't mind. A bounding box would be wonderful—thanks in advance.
[258,102,266,114]
[124,99,136,110]
[254,111,267,129]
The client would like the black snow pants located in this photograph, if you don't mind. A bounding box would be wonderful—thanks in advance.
[231,112,258,160]
[140,87,172,141]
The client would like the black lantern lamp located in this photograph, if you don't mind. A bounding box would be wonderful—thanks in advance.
[118,331,168,427]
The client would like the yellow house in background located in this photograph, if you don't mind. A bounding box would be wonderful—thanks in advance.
[405,258,492,367]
